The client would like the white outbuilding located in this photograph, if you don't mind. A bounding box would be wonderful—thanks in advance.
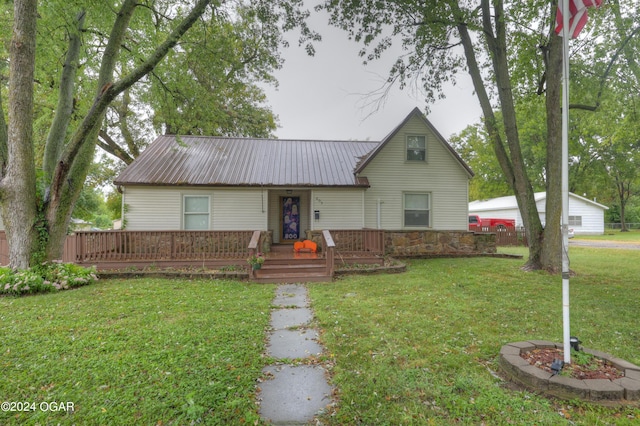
[469,192,608,235]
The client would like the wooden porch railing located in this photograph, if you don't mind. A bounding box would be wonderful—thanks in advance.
[327,229,385,255]
[71,230,255,263]
[0,229,385,272]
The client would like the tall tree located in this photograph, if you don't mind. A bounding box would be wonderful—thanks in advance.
[2,0,39,269]
[321,0,562,270]
[0,0,316,268]
[98,2,287,164]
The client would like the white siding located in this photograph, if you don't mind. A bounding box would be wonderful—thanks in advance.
[123,186,266,231]
[568,197,605,235]
[468,193,606,234]
[213,189,266,230]
[311,189,365,230]
[360,115,470,230]
[124,186,182,230]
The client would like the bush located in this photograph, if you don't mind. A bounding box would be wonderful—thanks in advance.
[0,262,98,296]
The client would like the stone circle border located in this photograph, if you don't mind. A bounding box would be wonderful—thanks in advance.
[499,340,640,403]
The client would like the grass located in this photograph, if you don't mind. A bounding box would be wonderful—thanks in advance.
[1,244,639,425]
[309,246,640,425]
[0,279,274,425]
[574,228,640,241]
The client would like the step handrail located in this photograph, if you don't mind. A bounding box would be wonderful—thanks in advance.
[322,230,335,278]
[248,230,261,279]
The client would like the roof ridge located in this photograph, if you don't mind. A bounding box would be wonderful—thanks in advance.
[163,135,379,144]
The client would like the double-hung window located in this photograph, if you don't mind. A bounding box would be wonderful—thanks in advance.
[183,195,210,230]
[406,135,426,161]
[568,215,582,227]
[404,193,430,227]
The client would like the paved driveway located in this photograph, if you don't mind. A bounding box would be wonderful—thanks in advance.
[569,239,640,250]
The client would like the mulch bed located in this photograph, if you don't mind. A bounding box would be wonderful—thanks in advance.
[521,348,624,380]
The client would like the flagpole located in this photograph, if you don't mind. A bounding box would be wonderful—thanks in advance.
[561,0,571,365]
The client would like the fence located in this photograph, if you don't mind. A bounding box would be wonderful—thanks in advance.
[0,230,255,268]
[1,229,383,269]
[324,229,385,255]
[1,228,499,270]
[472,226,528,246]
[605,223,640,230]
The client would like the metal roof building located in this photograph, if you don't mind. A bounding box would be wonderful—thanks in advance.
[114,136,379,188]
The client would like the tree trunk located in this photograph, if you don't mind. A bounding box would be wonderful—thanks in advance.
[540,31,563,272]
[616,178,629,232]
[461,0,545,269]
[0,0,39,270]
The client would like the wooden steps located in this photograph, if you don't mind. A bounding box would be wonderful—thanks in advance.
[252,246,332,283]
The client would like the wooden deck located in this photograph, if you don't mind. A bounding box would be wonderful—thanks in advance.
[0,229,386,283]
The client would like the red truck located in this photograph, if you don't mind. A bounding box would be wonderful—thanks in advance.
[468,214,516,231]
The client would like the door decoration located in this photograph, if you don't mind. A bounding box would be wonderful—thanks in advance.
[282,196,300,241]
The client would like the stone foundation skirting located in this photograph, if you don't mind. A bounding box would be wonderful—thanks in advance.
[304,229,497,257]
[499,340,640,403]
[383,230,496,257]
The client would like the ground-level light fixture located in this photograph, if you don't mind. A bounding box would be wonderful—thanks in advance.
[570,336,581,352]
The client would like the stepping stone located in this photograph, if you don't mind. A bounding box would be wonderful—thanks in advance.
[273,284,308,308]
[267,328,323,359]
[259,365,332,424]
[270,308,313,330]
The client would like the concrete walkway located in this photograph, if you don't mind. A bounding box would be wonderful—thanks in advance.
[257,284,333,425]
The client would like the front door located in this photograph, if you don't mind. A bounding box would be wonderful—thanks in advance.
[281,196,301,242]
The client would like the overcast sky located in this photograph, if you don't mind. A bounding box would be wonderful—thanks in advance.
[262,8,483,142]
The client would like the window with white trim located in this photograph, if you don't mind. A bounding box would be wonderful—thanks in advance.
[183,195,210,230]
[404,193,430,227]
[406,135,426,161]
[568,215,582,226]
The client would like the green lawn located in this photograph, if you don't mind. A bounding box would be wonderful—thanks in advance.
[0,279,275,425]
[1,246,639,425]
[575,228,640,242]
[309,246,640,424]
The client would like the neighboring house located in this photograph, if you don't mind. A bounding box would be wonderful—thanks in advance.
[114,108,474,242]
[70,218,93,232]
[468,192,609,235]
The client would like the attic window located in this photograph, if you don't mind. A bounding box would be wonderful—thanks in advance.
[406,135,426,161]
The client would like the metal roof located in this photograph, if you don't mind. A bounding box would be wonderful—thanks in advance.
[114,135,379,187]
[469,192,609,212]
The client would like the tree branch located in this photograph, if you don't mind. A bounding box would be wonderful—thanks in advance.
[43,10,85,183]
[98,129,134,164]
[54,0,211,195]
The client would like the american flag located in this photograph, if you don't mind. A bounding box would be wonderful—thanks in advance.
[555,0,603,38]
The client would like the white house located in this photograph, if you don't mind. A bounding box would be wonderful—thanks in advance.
[114,108,474,242]
[468,192,608,235]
